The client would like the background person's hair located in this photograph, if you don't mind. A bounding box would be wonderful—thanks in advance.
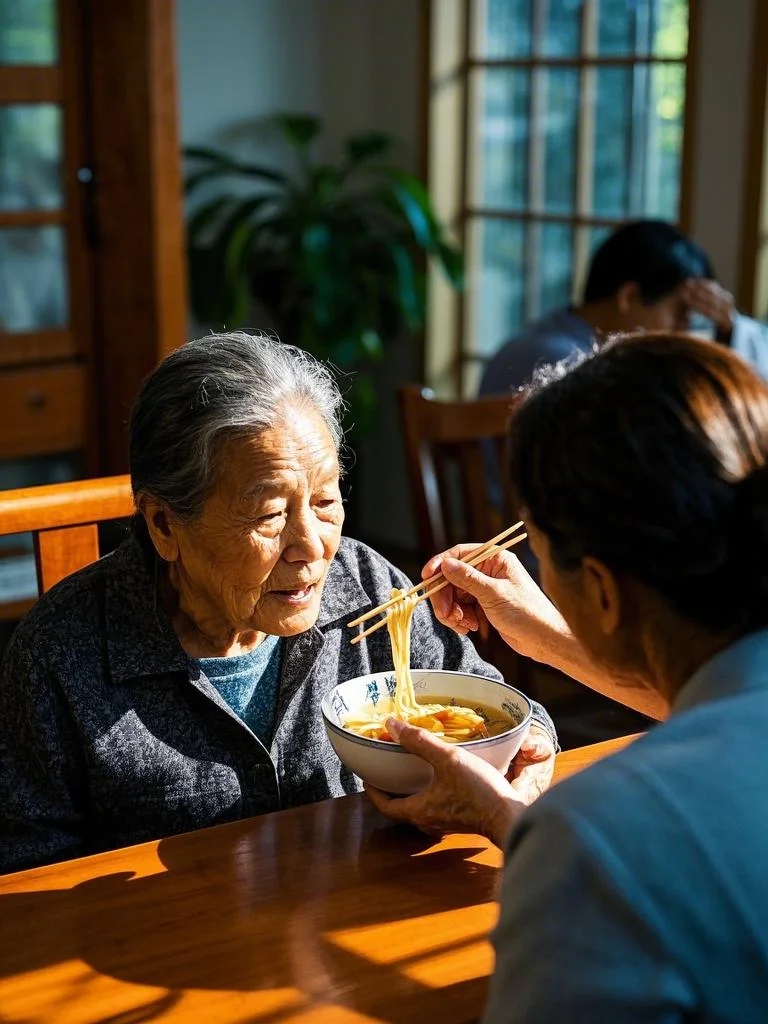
[583,220,714,305]
[509,333,768,635]
[130,331,346,521]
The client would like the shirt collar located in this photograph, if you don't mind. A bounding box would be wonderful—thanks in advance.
[672,627,768,716]
[105,533,372,682]
[314,541,371,628]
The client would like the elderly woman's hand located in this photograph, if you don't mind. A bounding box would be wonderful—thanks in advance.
[506,723,556,803]
[364,717,529,848]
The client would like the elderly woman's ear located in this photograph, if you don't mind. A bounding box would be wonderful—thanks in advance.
[138,495,180,563]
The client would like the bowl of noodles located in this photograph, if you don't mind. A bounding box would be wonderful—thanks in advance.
[322,668,532,795]
[325,580,531,794]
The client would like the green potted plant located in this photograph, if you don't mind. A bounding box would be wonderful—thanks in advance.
[184,114,463,437]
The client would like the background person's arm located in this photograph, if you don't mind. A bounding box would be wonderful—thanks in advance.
[729,313,768,379]
[680,278,768,379]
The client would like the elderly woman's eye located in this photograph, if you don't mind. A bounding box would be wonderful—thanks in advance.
[257,510,284,524]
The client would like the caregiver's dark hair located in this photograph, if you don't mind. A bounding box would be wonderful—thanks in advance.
[509,333,768,635]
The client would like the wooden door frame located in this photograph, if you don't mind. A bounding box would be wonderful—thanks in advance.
[83,0,187,474]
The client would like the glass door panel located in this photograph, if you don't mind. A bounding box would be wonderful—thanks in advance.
[0,0,87,368]
[0,103,62,208]
[0,0,58,65]
[0,225,67,330]
[0,0,87,495]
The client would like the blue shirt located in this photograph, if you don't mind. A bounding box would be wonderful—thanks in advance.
[479,307,595,398]
[198,635,282,747]
[483,628,768,1023]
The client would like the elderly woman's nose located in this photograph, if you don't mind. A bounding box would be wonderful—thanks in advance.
[283,510,326,561]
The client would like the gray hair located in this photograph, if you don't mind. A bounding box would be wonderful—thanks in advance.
[130,331,346,520]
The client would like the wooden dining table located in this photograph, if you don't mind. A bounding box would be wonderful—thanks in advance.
[0,734,639,1024]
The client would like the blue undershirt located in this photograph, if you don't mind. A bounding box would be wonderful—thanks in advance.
[197,634,283,748]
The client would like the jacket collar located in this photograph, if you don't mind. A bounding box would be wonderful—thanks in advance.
[105,533,189,683]
[314,540,371,628]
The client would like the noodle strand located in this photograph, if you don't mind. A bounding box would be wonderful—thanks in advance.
[344,588,497,743]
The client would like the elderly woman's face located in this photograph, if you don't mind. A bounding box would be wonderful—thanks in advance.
[167,407,344,639]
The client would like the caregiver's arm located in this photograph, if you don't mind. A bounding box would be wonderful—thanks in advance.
[422,546,668,723]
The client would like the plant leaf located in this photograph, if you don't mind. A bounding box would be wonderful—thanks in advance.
[184,145,289,192]
[187,196,233,244]
[390,244,425,329]
[437,240,465,289]
[360,328,384,361]
[184,145,230,163]
[344,372,379,440]
[188,244,232,324]
[380,169,442,251]
[344,131,393,165]
[222,219,258,325]
[275,114,321,148]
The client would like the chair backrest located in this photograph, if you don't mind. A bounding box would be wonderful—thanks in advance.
[398,384,522,558]
[0,475,134,600]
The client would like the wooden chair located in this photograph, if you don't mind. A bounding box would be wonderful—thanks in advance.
[398,384,527,685]
[0,475,134,619]
[398,384,522,558]
[397,385,660,745]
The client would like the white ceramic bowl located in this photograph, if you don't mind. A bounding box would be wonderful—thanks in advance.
[321,669,532,795]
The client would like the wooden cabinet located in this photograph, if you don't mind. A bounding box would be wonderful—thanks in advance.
[0,0,186,481]
[0,363,85,459]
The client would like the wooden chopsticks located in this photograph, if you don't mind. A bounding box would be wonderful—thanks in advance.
[347,522,527,645]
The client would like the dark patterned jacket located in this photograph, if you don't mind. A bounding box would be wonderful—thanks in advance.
[0,534,555,874]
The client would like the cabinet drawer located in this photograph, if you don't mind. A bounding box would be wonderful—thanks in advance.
[0,364,86,459]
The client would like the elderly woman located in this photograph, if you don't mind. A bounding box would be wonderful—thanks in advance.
[369,333,768,1021]
[0,331,555,874]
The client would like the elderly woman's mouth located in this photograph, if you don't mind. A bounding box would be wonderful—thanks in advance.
[271,585,317,605]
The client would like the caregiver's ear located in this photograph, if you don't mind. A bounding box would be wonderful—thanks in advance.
[581,556,621,634]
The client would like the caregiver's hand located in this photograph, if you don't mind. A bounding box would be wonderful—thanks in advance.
[421,544,568,664]
[364,717,528,848]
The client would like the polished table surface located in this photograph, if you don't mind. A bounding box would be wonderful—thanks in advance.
[0,734,639,1024]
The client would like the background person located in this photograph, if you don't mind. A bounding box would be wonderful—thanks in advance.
[370,332,768,1022]
[480,219,768,400]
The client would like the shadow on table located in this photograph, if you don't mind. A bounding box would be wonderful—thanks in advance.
[0,800,500,1023]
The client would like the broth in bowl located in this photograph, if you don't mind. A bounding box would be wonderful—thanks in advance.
[344,691,516,743]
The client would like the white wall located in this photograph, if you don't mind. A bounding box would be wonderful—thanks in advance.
[176,0,422,554]
[687,0,755,294]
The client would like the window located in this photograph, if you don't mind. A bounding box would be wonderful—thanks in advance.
[426,0,693,395]
[739,1,768,322]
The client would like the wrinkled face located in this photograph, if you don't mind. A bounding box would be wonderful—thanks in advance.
[168,406,344,638]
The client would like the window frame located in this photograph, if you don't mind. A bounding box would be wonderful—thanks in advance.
[425,0,700,396]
